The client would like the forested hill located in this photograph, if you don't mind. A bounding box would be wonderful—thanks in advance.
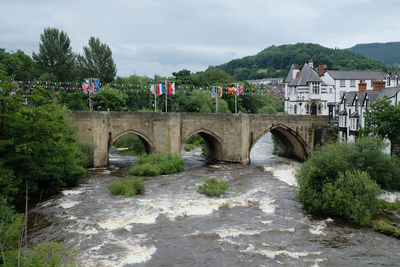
[348,42,400,67]
[208,43,395,81]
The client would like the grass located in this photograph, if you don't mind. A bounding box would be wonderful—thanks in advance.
[197,177,228,197]
[109,176,145,197]
[129,153,185,176]
[372,218,400,238]
[183,134,205,152]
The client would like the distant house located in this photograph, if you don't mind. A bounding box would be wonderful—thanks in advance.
[247,78,283,86]
[284,59,399,119]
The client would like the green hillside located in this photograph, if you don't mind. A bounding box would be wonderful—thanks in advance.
[348,42,400,67]
[207,43,395,81]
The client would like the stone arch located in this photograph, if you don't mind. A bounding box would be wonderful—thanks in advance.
[182,128,223,161]
[250,124,307,161]
[109,129,154,154]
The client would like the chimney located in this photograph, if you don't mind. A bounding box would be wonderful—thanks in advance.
[308,59,313,68]
[358,80,367,92]
[292,64,300,80]
[373,79,386,92]
[318,64,327,76]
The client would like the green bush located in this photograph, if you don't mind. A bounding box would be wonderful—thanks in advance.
[109,177,145,197]
[197,177,228,197]
[129,153,185,176]
[372,218,400,239]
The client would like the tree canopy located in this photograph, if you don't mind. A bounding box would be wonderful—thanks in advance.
[32,27,75,81]
[77,37,117,82]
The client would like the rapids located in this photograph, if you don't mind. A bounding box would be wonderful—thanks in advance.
[29,134,400,266]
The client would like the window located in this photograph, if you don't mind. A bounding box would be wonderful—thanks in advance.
[312,82,320,94]
[340,80,346,87]
[339,115,347,127]
[350,118,359,131]
[350,80,355,87]
[294,104,297,114]
[387,77,391,87]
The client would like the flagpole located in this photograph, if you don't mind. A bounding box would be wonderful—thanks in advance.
[165,81,167,112]
[235,93,237,114]
[216,87,218,113]
[155,85,157,112]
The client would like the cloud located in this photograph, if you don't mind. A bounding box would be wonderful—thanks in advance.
[0,0,399,77]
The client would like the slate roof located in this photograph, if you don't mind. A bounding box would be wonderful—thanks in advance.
[285,64,296,83]
[290,63,323,86]
[377,86,400,99]
[326,70,387,80]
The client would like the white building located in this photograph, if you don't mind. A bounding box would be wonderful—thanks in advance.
[247,78,283,86]
[284,59,400,120]
[338,86,400,141]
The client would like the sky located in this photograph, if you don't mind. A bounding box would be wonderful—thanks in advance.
[1,0,399,78]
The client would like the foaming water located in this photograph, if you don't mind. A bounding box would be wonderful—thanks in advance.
[29,134,400,266]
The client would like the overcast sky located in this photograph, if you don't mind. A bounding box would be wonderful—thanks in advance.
[1,0,399,78]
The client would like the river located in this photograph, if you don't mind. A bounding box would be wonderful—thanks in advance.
[29,134,400,266]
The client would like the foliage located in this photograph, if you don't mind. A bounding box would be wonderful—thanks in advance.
[322,170,381,225]
[183,134,204,151]
[203,69,234,85]
[372,218,400,239]
[0,49,34,80]
[212,43,394,80]
[362,97,400,156]
[57,91,89,111]
[0,197,24,253]
[112,134,144,155]
[92,86,127,111]
[129,153,185,176]
[349,42,400,66]
[76,142,95,167]
[197,177,228,197]
[77,37,117,83]
[0,77,87,205]
[296,137,400,225]
[32,27,75,81]
[109,177,145,197]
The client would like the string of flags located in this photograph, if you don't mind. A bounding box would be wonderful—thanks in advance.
[12,80,285,98]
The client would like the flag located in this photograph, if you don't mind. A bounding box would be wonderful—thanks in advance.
[211,86,216,98]
[228,87,235,94]
[157,82,165,95]
[94,80,101,92]
[218,86,223,97]
[150,84,156,95]
[171,82,175,95]
[239,84,244,95]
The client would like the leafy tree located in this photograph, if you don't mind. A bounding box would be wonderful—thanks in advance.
[0,76,86,204]
[362,97,400,156]
[0,49,34,80]
[32,27,75,81]
[77,37,117,82]
[203,69,234,85]
[92,86,127,111]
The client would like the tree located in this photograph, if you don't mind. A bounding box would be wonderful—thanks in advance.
[32,28,75,81]
[92,86,127,111]
[77,37,117,83]
[363,97,400,156]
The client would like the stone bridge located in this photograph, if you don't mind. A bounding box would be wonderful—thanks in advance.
[69,111,335,167]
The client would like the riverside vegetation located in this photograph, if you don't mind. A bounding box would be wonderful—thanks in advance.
[296,137,400,238]
[183,134,205,152]
[197,177,229,197]
[109,177,145,197]
[129,153,185,176]
[0,75,88,265]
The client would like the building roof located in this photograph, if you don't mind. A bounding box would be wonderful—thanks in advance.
[290,63,323,86]
[377,86,400,99]
[326,70,387,80]
[285,64,296,83]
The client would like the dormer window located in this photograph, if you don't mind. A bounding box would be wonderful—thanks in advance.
[350,80,355,87]
[387,77,391,87]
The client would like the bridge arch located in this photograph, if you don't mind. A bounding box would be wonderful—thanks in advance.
[109,129,154,154]
[182,128,223,161]
[250,124,307,161]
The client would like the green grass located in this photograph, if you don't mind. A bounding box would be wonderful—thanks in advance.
[129,153,185,176]
[372,218,400,239]
[197,177,228,197]
[109,177,145,197]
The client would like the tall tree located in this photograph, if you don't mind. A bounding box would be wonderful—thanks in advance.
[32,27,75,81]
[362,97,400,156]
[77,37,117,83]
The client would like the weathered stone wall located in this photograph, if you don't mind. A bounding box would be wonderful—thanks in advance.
[69,111,332,167]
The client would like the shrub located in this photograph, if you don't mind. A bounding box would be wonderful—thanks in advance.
[109,177,145,197]
[372,218,400,239]
[129,153,185,176]
[197,177,228,197]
